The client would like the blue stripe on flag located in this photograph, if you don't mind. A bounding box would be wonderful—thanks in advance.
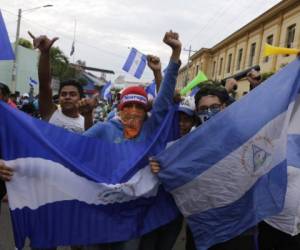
[122,48,137,72]
[134,54,147,79]
[11,187,178,248]
[287,134,300,168]
[0,10,15,60]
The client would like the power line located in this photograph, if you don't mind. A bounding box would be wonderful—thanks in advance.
[186,0,236,45]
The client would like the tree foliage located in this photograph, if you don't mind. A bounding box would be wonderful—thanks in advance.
[18,38,33,49]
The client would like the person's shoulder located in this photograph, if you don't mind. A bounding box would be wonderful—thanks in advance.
[84,119,121,137]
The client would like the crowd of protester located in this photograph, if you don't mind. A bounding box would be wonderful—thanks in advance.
[0,30,300,250]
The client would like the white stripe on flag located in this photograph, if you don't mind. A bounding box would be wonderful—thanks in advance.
[128,50,144,76]
[6,158,159,210]
[171,98,295,217]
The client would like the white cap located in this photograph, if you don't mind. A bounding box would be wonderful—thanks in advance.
[178,96,195,116]
[22,93,29,98]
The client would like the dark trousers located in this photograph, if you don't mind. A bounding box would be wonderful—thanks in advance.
[139,215,183,250]
[185,225,196,250]
[209,233,256,250]
[258,221,300,250]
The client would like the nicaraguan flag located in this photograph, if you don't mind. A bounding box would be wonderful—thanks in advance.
[101,81,112,101]
[29,77,38,85]
[156,58,300,250]
[0,103,179,249]
[0,10,15,60]
[122,48,147,79]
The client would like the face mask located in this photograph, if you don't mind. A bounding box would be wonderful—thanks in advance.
[119,108,145,139]
[197,107,221,124]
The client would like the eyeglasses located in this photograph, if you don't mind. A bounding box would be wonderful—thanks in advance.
[197,104,222,112]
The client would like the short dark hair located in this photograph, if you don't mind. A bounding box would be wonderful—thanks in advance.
[58,80,84,99]
[194,82,229,108]
[0,82,11,97]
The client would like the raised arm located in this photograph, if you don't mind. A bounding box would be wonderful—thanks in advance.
[147,55,162,93]
[151,31,181,116]
[28,31,58,120]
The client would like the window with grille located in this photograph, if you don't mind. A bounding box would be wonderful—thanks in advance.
[227,53,232,73]
[219,58,223,75]
[264,34,274,63]
[286,24,296,48]
[236,48,243,70]
[248,43,256,67]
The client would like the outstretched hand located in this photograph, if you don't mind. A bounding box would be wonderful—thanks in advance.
[28,31,58,53]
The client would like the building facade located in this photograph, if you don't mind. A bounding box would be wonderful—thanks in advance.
[177,0,300,97]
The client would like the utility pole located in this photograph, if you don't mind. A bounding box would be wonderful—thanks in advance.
[11,9,21,93]
[183,45,197,85]
[11,5,53,93]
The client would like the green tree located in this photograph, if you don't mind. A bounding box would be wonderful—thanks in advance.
[49,46,69,79]
[18,38,33,49]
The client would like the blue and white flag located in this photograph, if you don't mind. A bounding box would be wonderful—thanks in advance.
[156,59,300,249]
[29,77,38,85]
[101,81,112,101]
[0,104,179,249]
[145,80,157,100]
[0,10,15,60]
[122,48,147,79]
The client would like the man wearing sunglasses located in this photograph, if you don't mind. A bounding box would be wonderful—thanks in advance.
[195,83,228,125]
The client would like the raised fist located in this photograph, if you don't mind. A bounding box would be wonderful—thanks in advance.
[163,30,182,50]
[28,31,58,53]
[147,55,161,72]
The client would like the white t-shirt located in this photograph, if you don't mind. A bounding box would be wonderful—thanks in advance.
[49,108,84,133]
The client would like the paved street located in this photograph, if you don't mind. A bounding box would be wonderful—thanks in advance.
[0,202,186,250]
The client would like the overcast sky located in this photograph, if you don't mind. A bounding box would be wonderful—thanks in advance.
[1,0,281,83]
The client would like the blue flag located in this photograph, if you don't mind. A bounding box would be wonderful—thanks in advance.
[29,77,38,85]
[156,59,300,249]
[0,10,15,60]
[122,48,147,79]
[100,81,112,101]
[0,103,179,249]
[145,80,157,100]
